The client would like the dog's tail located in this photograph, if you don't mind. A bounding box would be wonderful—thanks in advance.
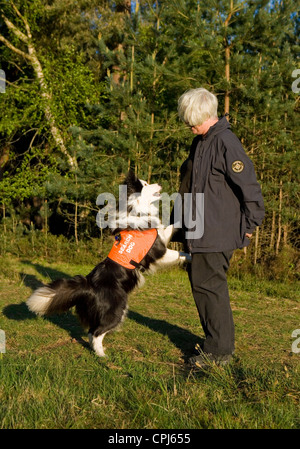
[26,276,93,317]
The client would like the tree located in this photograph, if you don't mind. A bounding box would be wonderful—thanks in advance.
[0,1,77,168]
[0,0,298,270]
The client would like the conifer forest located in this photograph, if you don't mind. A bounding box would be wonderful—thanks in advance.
[0,0,299,277]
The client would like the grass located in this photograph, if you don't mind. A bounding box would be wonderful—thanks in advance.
[0,256,299,429]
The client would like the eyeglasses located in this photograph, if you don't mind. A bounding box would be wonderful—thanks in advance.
[185,122,195,129]
[185,122,200,129]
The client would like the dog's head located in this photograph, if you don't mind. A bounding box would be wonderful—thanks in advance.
[124,170,162,209]
[96,170,162,232]
[113,170,162,231]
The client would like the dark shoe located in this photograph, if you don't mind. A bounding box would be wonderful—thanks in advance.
[192,342,235,356]
[189,351,232,369]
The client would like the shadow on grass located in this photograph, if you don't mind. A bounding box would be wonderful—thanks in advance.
[20,259,73,283]
[3,260,202,358]
[128,310,203,359]
[2,261,90,351]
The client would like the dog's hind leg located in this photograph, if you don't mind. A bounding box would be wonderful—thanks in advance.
[88,305,128,357]
[89,332,107,357]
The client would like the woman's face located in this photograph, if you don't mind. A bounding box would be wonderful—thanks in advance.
[190,123,208,135]
[189,118,218,136]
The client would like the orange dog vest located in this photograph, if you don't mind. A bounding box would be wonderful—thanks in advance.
[107,229,158,270]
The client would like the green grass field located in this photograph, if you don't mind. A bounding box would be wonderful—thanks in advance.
[0,256,299,429]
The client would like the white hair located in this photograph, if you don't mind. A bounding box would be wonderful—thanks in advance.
[178,88,218,126]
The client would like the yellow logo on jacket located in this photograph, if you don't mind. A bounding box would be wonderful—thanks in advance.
[232,160,244,173]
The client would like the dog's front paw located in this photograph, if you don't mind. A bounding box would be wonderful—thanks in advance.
[179,252,192,263]
[160,224,174,245]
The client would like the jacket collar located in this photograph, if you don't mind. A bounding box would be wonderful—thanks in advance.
[201,116,230,141]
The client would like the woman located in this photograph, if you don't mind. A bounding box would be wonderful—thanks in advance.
[175,88,265,369]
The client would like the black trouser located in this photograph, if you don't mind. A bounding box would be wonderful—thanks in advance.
[189,251,235,355]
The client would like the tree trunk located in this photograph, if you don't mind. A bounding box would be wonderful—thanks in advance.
[224,44,230,117]
[223,1,245,119]
[254,226,259,265]
[112,1,131,86]
[44,198,48,258]
[283,225,288,246]
[130,45,134,92]
[270,210,276,249]
[74,199,79,246]
[147,112,155,184]
[0,5,76,169]
[276,180,283,255]
[223,0,234,118]
[0,146,10,179]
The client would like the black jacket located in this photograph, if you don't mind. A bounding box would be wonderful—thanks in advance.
[172,117,265,253]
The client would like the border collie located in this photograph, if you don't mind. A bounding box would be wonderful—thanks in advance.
[26,171,190,357]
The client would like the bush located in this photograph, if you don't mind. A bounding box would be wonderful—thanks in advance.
[0,223,113,265]
[0,223,299,280]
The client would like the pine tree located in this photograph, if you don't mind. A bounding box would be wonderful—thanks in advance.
[0,0,298,269]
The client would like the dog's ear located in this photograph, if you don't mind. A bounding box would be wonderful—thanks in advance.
[124,169,136,185]
[124,169,143,195]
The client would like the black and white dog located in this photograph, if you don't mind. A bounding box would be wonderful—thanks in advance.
[27,171,190,357]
